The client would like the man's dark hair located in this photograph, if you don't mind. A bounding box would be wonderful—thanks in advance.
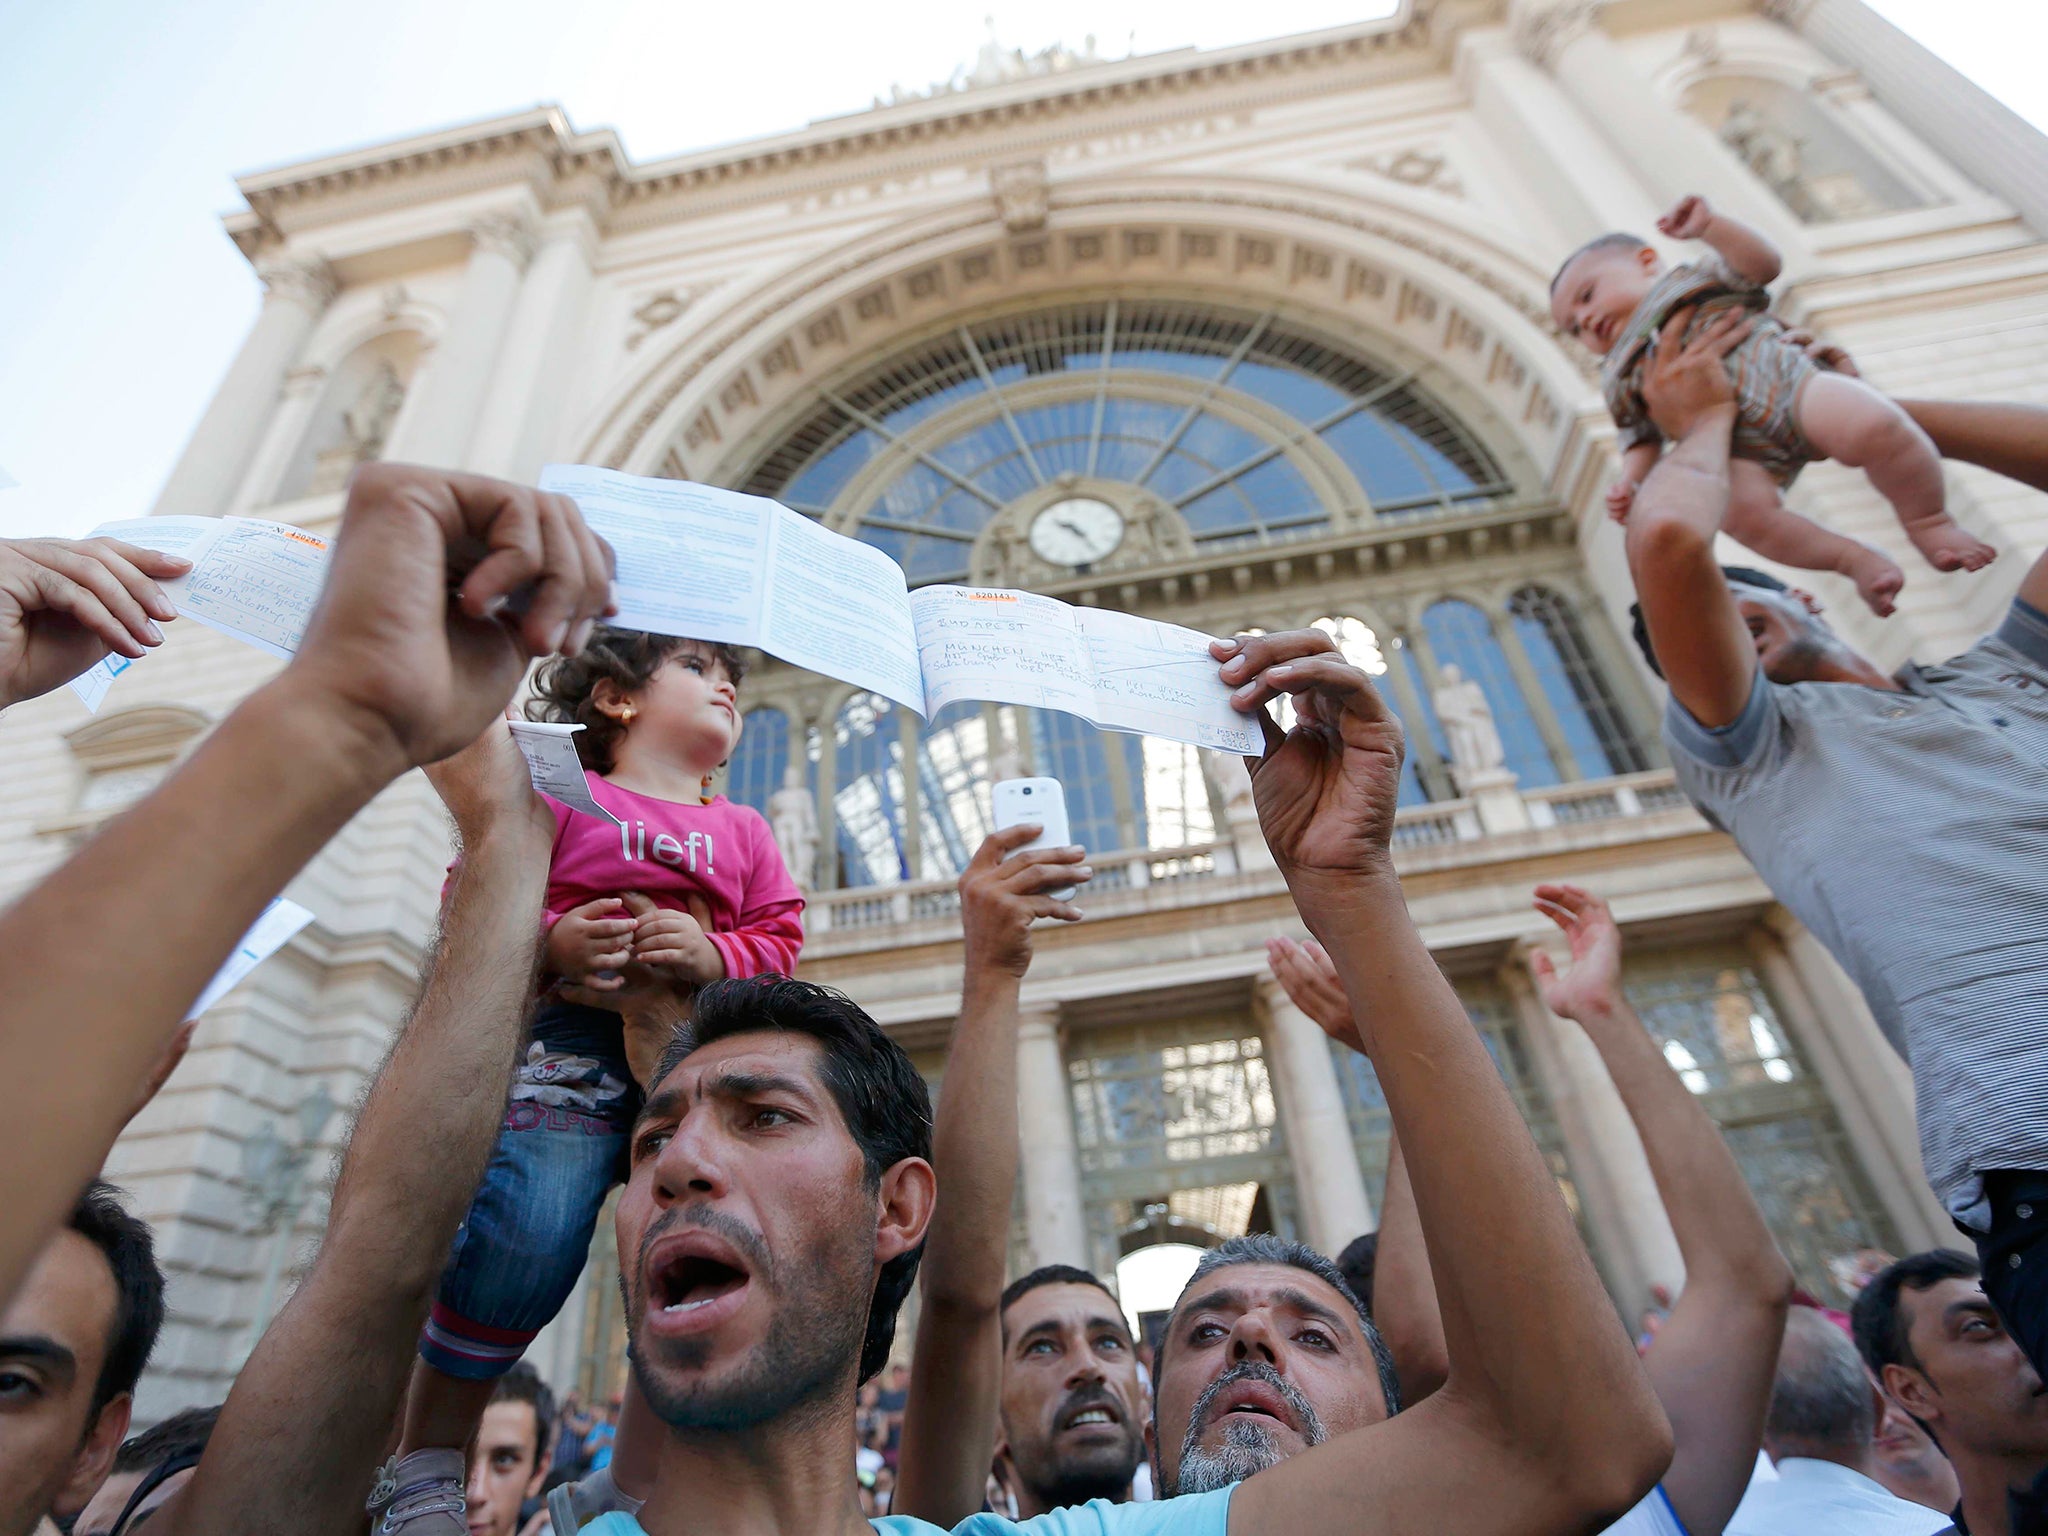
[68,1181,166,1414]
[489,1362,556,1461]
[648,976,933,1384]
[1335,1232,1378,1313]
[1852,1248,1981,1377]
[1550,231,1652,295]
[1629,564,1791,679]
[527,628,750,773]
[1000,1265,1125,1339]
[111,1404,219,1474]
[1158,1234,1401,1415]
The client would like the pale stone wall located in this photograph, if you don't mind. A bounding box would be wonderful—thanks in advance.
[4,0,2040,1415]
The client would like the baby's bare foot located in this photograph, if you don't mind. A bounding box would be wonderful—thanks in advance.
[1908,519,1998,573]
[1844,548,1905,617]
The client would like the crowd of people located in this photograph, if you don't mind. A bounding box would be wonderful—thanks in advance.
[0,258,2044,1536]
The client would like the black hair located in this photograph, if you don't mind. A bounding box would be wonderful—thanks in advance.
[1157,1233,1402,1416]
[647,976,933,1385]
[488,1361,556,1462]
[1550,231,1652,295]
[527,628,749,773]
[1335,1232,1379,1313]
[1000,1265,1126,1339]
[1628,564,1792,679]
[111,1403,219,1474]
[1851,1248,1981,1378]
[68,1182,166,1415]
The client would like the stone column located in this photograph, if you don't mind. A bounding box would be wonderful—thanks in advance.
[387,213,535,470]
[1517,1,1809,264]
[1748,912,1951,1250]
[1501,947,1682,1317]
[466,209,599,481]
[1016,1006,1089,1269]
[228,363,328,513]
[1459,27,1662,243]
[1255,977,1374,1256]
[151,257,336,519]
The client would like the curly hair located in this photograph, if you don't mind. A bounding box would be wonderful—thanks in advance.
[526,628,749,773]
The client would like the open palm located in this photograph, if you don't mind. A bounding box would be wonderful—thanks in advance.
[1529,883,1625,1022]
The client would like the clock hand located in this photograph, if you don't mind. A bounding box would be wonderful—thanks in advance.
[1059,519,1090,540]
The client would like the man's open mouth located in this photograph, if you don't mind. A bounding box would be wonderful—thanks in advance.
[644,1231,752,1325]
[1210,1380,1298,1433]
[1059,1400,1123,1432]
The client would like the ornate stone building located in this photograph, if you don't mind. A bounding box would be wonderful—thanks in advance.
[7,0,2045,1417]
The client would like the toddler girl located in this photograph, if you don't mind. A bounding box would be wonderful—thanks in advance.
[374,629,802,1534]
[1552,193,1994,616]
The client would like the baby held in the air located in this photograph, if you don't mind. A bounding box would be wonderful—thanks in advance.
[1552,194,1995,616]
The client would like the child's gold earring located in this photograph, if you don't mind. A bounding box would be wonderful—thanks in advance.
[619,704,636,725]
[700,772,715,806]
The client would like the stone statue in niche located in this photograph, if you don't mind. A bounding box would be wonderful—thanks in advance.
[1432,664,1507,783]
[308,361,407,495]
[1720,101,1815,217]
[767,764,819,890]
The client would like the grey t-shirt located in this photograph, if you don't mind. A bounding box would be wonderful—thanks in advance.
[1663,599,2048,1226]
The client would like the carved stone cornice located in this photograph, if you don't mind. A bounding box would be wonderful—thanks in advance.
[255,256,339,312]
[468,212,538,271]
[1511,0,1603,70]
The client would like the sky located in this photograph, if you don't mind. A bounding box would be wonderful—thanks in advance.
[0,1,2041,540]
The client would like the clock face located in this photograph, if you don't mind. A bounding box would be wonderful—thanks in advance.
[1028,497,1125,566]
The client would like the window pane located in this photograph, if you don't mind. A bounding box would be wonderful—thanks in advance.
[725,707,790,815]
[833,694,908,887]
[1136,738,1215,849]
[1028,710,1128,853]
[915,701,998,881]
[1509,587,1648,777]
[1420,600,1559,789]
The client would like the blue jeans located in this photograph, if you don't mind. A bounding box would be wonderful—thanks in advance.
[420,1001,639,1380]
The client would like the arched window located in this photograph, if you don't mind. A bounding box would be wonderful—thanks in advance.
[833,694,909,888]
[741,301,1509,581]
[1420,599,1559,789]
[915,701,1001,881]
[1313,616,1429,807]
[724,706,791,815]
[1508,587,1648,778]
[1135,738,1217,849]
[1029,710,1139,856]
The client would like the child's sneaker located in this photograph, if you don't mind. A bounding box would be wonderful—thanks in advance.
[366,1448,467,1535]
[545,1464,643,1532]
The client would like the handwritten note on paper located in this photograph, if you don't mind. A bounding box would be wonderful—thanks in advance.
[1079,609,1262,755]
[189,897,315,1020]
[507,720,621,825]
[82,516,330,662]
[913,587,1095,719]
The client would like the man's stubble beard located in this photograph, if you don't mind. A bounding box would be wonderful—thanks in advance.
[624,1204,872,1434]
[1013,1404,1144,1513]
[1166,1362,1327,1497]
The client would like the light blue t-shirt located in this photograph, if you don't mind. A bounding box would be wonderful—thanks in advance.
[586,1490,1232,1536]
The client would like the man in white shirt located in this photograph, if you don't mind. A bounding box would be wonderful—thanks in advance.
[1728,1307,1952,1536]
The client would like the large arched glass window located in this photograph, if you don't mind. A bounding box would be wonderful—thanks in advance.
[915,701,1000,881]
[1313,616,1429,807]
[743,301,1509,581]
[723,706,790,815]
[1030,710,1141,856]
[1420,599,1559,790]
[1508,587,1648,778]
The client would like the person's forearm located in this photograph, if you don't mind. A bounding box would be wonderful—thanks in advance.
[171,808,550,1536]
[1369,1133,1448,1406]
[895,963,1020,1524]
[1899,398,2048,493]
[1303,872,1658,1459]
[1631,409,1737,548]
[1573,996,1786,1293]
[0,678,404,1308]
[1700,214,1781,286]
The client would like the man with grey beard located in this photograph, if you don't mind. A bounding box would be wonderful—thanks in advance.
[1149,1235,1401,1496]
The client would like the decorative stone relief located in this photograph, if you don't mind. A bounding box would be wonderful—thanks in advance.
[1350,147,1464,198]
[469,212,538,271]
[308,361,407,495]
[990,159,1050,233]
[627,289,697,351]
[1512,0,1602,70]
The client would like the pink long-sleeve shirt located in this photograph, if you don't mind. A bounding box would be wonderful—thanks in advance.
[543,777,804,981]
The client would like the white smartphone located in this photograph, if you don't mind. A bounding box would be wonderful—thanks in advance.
[991,777,1077,902]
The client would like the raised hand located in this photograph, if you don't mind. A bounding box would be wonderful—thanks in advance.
[959,824,1089,981]
[282,462,615,777]
[1658,193,1714,242]
[1528,883,1627,1024]
[1265,934,1361,1052]
[1641,305,1750,443]
[1211,629,1406,893]
[0,535,191,709]
[1606,477,1640,524]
